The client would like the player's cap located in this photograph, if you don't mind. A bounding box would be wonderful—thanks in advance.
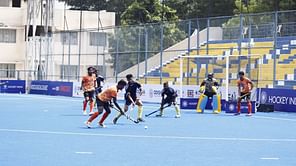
[238,71,245,75]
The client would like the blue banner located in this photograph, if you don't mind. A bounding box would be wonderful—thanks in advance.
[48,81,73,97]
[0,80,26,93]
[180,97,255,114]
[224,101,256,114]
[258,88,296,112]
[180,98,227,110]
[30,81,73,97]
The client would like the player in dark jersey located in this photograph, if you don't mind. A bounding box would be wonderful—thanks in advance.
[94,70,104,95]
[113,74,144,124]
[156,81,181,118]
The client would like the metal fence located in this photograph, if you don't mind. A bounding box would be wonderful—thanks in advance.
[1,10,296,88]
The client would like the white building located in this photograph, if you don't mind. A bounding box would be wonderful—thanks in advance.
[0,0,115,81]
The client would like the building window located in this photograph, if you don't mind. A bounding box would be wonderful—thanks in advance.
[12,0,21,7]
[0,64,15,78]
[89,32,107,46]
[0,29,16,43]
[60,31,78,45]
[60,65,78,80]
[0,0,9,7]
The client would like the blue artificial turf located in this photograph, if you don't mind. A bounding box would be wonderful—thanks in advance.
[0,94,296,166]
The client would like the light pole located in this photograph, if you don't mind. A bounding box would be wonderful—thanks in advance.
[160,0,165,22]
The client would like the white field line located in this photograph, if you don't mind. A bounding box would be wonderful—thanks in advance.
[260,157,280,160]
[252,115,296,122]
[0,128,296,142]
[75,152,93,155]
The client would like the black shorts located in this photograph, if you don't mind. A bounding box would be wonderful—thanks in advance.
[240,92,251,100]
[161,96,176,106]
[125,95,137,106]
[204,91,217,98]
[84,90,95,100]
[96,98,111,114]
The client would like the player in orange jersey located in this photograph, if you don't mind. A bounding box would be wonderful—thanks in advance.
[234,71,254,116]
[85,79,127,128]
[81,67,96,115]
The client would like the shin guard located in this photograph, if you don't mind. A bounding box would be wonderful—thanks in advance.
[138,106,143,119]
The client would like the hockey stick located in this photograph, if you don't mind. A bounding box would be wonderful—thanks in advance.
[239,92,251,99]
[145,104,171,117]
[112,106,139,124]
[128,95,136,116]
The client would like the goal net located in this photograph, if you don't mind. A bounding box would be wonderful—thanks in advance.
[178,54,264,102]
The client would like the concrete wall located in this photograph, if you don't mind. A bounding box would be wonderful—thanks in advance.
[0,0,115,80]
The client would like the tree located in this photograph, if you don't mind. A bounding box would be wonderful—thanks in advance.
[234,0,296,14]
[121,0,178,25]
[165,0,236,19]
[58,0,107,10]
[222,0,296,39]
[58,0,134,25]
[108,0,187,74]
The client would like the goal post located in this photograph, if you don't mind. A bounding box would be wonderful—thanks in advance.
[179,54,264,103]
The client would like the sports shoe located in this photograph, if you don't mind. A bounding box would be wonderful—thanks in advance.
[234,112,240,116]
[83,111,87,115]
[175,114,181,118]
[213,110,220,114]
[113,117,118,124]
[137,118,145,122]
[98,123,106,128]
[196,109,203,113]
[246,113,252,116]
[85,121,91,128]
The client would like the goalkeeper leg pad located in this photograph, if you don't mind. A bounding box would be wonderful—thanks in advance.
[212,94,221,114]
[196,94,208,113]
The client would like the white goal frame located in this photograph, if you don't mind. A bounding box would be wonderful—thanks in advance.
[179,54,264,101]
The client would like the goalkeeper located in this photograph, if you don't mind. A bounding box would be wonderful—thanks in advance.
[196,73,221,114]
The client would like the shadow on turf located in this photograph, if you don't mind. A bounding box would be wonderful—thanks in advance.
[78,122,138,129]
[182,111,239,117]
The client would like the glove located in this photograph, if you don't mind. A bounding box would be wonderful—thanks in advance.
[199,86,205,93]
